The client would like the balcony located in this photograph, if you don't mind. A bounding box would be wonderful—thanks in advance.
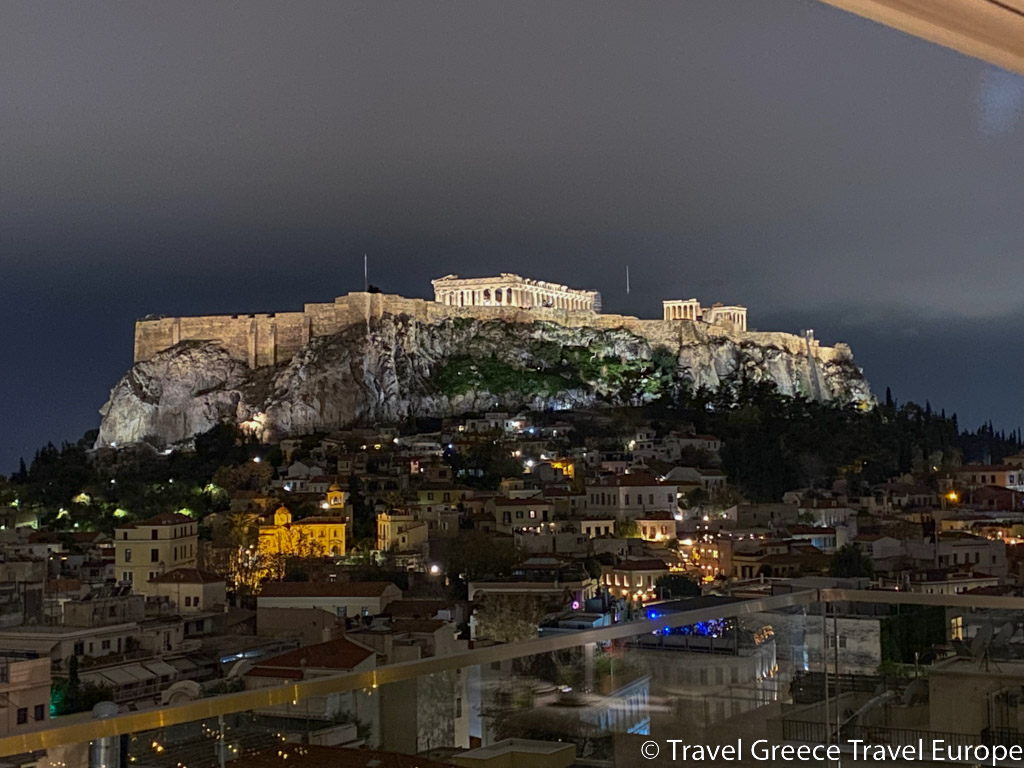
[4,588,1024,767]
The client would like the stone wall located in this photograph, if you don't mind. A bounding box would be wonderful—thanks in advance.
[134,291,849,368]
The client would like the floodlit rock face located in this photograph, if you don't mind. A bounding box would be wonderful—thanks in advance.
[96,315,872,448]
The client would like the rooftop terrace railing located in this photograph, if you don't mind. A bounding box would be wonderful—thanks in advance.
[5,588,1024,763]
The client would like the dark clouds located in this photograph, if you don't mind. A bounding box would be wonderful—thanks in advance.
[2,1,1024,471]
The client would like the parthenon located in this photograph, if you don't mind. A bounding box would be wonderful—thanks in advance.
[431,273,602,312]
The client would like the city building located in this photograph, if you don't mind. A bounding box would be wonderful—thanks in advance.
[258,581,402,617]
[146,568,226,613]
[258,504,347,558]
[585,474,679,519]
[956,464,1024,492]
[113,513,197,593]
[0,654,50,738]
[604,559,670,602]
[377,511,429,552]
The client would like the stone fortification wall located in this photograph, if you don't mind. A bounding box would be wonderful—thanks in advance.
[134,292,846,368]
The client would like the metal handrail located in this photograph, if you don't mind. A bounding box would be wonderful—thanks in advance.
[6,588,1024,756]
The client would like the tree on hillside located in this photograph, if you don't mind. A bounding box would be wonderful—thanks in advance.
[226,510,261,548]
[829,544,874,578]
[446,531,519,580]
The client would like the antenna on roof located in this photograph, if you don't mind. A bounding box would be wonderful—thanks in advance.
[364,253,368,292]
[626,265,630,295]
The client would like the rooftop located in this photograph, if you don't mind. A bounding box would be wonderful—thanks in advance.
[385,599,449,619]
[247,637,375,678]
[260,581,399,598]
[590,473,669,487]
[117,512,194,529]
[615,559,670,572]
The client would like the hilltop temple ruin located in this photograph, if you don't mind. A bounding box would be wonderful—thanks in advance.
[133,273,751,369]
[431,273,602,311]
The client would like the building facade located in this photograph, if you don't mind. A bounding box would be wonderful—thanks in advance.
[114,513,198,593]
[0,654,50,738]
[585,474,680,519]
[258,504,347,558]
[147,568,227,612]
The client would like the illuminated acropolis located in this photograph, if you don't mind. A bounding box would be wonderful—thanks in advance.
[133,272,752,369]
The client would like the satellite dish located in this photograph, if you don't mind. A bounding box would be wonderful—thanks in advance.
[993,622,1016,646]
[971,623,995,662]
[852,690,897,726]
[902,677,927,705]
[226,659,253,679]
[161,680,201,706]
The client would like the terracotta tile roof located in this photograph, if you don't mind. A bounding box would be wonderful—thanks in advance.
[27,532,61,543]
[638,510,676,520]
[615,559,669,572]
[69,532,107,544]
[118,512,193,529]
[260,581,399,598]
[46,578,82,593]
[246,638,375,678]
[541,487,571,497]
[385,600,448,618]
[148,568,224,585]
[290,515,347,525]
[352,618,448,635]
[591,473,670,487]
[490,497,552,506]
[959,464,1019,472]
[787,526,836,535]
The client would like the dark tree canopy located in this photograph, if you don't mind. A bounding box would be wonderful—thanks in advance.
[829,544,874,578]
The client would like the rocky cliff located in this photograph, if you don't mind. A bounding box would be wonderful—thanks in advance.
[96,314,872,448]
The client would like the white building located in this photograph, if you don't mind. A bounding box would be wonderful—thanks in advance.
[0,623,138,665]
[585,474,680,520]
[147,568,226,613]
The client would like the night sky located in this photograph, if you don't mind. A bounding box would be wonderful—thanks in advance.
[4,1,1024,472]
